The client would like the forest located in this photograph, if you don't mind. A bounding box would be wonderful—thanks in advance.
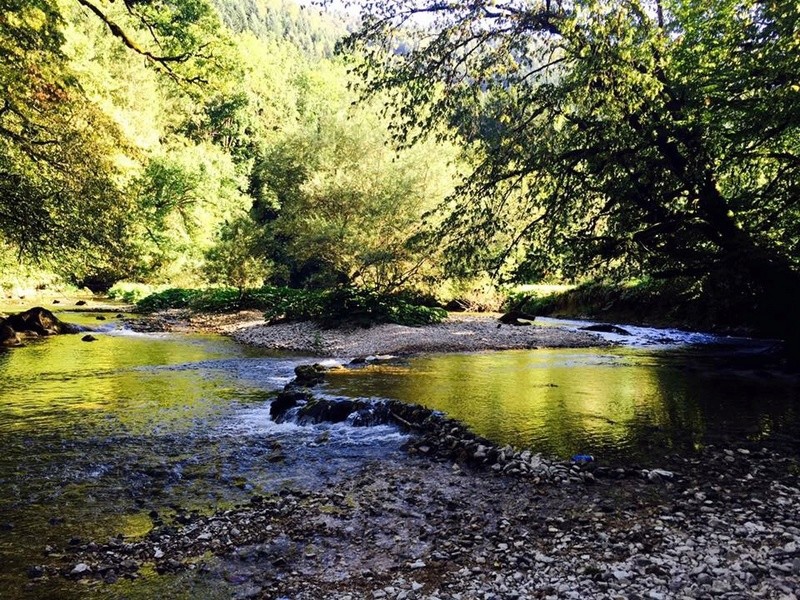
[2,3,800,598]
[1,0,798,339]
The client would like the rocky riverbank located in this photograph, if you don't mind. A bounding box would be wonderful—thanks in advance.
[28,366,800,599]
[34,446,800,599]
[129,310,607,357]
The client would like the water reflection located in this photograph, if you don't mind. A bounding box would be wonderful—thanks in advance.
[0,324,408,599]
[324,347,799,461]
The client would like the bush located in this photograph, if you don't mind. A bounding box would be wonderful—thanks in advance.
[136,285,447,327]
[504,275,774,335]
[136,288,203,312]
[108,282,162,304]
[311,287,447,328]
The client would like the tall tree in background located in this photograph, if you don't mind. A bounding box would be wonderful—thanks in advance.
[337,0,800,337]
[0,0,226,274]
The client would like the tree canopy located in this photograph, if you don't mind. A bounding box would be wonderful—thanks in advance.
[3,0,799,339]
[0,0,457,294]
[337,0,800,305]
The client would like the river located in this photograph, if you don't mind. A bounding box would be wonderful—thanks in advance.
[0,308,797,598]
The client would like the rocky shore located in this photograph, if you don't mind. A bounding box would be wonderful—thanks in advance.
[129,310,607,357]
[30,366,800,599]
[36,444,800,600]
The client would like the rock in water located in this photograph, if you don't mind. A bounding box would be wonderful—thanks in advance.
[82,335,98,342]
[579,323,632,335]
[8,306,84,336]
[293,363,328,387]
[0,322,21,347]
[498,311,536,326]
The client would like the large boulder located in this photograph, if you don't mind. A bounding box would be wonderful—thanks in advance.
[5,307,81,336]
[293,364,328,387]
[270,388,314,422]
[0,307,83,347]
[297,399,362,425]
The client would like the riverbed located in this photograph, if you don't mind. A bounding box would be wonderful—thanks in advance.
[0,308,798,598]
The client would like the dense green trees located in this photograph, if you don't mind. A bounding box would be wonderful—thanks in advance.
[0,0,232,286]
[249,63,458,290]
[4,0,798,338]
[0,0,457,296]
[338,0,800,331]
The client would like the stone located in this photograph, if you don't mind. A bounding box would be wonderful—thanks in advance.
[696,573,712,585]
[579,323,632,335]
[0,323,21,347]
[293,364,328,387]
[70,563,90,575]
[27,565,45,579]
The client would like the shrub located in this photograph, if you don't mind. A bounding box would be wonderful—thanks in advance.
[311,287,447,328]
[136,285,447,327]
[108,282,162,304]
[136,288,202,312]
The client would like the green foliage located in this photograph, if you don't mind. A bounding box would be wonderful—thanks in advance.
[107,281,163,303]
[261,286,448,327]
[136,288,203,311]
[339,0,800,312]
[136,285,447,327]
[506,274,787,335]
[203,216,272,291]
[249,60,459,291]
[212,0,345,58]
[0,0,232,274]
[311,287,448,328]
[128,142,251,284]
[0,0,463,302]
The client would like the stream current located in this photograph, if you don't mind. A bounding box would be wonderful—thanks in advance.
[0,309,797,598]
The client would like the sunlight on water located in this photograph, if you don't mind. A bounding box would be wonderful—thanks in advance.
[0,316,411,599]
[323,347,799,460]
[0,311,796,599]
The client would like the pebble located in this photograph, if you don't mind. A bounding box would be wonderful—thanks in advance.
[36,433,800,600]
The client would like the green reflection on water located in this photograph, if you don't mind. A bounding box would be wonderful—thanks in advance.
[0,329,265,599]
[324,347,797,460]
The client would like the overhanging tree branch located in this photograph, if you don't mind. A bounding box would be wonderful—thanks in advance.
[75,0,207,82]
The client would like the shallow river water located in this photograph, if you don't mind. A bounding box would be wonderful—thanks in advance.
[0,309,797,598]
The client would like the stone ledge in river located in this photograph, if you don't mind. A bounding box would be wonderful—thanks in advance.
[269,363,672,485]
[1,306,84,346]
[267,388,611,485]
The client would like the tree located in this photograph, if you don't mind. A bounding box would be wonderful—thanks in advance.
[336,0,800,338]
[203,215,272,291]
[0,0,229,272]
[249,60,458,291]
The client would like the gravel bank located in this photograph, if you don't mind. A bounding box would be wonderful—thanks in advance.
[130,310,607,357]
[44,447,800,599]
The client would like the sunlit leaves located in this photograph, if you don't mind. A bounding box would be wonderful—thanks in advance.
[338,0,800,287]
